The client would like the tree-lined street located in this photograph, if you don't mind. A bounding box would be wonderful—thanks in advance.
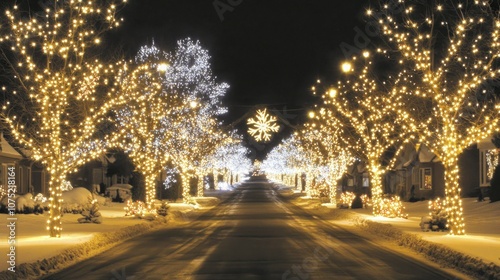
[1,1,500,279]
[47,177,457,280]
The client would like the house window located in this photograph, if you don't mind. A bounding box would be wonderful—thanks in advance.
[480,149,499,187]
[419,168,432,190]
[362,173,369,187]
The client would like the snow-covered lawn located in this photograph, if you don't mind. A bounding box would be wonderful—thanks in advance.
[356,198,500,266]
[278,186,500,278]
[0,194,225,273]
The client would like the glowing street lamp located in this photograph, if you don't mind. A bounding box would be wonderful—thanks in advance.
[341,62,352,73]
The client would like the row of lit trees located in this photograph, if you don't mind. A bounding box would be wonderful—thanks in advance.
[113,40,232,209]
[264,0,500,235]
[0,1,247,237]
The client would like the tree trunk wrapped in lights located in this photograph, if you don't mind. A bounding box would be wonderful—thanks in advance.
[442,156,465,235]
[0,0,128,237]
[298,122,354,205]
[368,165,384,216]
[206,141,252,191]
[327,149,354,206]
[371,0,500,234]
[197,173,205,197]
[261,134,307,188]
[319,57,415,217]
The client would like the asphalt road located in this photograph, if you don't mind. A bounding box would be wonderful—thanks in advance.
[45,177,459,280]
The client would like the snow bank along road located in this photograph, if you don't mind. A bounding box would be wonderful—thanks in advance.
[45,178,460,280]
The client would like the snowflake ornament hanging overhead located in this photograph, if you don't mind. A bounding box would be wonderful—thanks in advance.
[247,108,280,142]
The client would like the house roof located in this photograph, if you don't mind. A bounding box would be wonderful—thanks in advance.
[393,143,418,170]
[0,134,22,160]
[477,137,497,150]
[418,144,440,163]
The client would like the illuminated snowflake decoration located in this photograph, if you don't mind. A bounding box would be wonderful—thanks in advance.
[247,109,280,142]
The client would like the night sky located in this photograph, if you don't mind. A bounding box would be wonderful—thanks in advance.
[106,0,374,124]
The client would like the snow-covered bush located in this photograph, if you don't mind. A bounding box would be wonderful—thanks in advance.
[62,187,93,205]
[16,193,35,213]
[0,193,40,214]
[420,198,448,231]
[156,201,170,217]
[78,200,102,224]
[60,187,107,213]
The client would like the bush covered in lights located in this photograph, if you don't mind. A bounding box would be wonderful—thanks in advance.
[378,196,408,219]
[124,200,157,219]
[339,192,356,209]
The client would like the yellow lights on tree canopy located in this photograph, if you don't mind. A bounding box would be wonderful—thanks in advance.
[370,0,500,235]
[0,0,128,237]
[341,62,352,73]
[247,108,280,142]
[115,39,230,206]
[319,54,415,218]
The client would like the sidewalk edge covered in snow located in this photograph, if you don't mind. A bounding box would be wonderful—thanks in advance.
[355,218,500,280]
[0,218,168,280]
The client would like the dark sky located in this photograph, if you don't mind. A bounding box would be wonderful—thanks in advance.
[106,0,374,124]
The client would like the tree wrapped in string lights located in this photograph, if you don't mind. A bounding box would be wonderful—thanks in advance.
[301,119,354,205]
[162,39,229,202]
[133,39,228,202]
[206,139,252,188]
[168,115,227,201]
[322,54,416,217]
[0,0,128,237]
[261,134,308,188]
[164,38,228,117]
[116,39,228,205]
[372,0,500,234]
[295,127,328,198]
[113,46,185,212]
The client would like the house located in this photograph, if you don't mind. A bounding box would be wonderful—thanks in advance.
[0,133,50,195]
[68,153,124,193]
[0,133,23,192]
[387,140,490,201]
[343,160,370,195]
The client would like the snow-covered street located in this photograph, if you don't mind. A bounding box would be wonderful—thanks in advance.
[0,193,227,277]
[279,185,500,278]
[43,179,463,280]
